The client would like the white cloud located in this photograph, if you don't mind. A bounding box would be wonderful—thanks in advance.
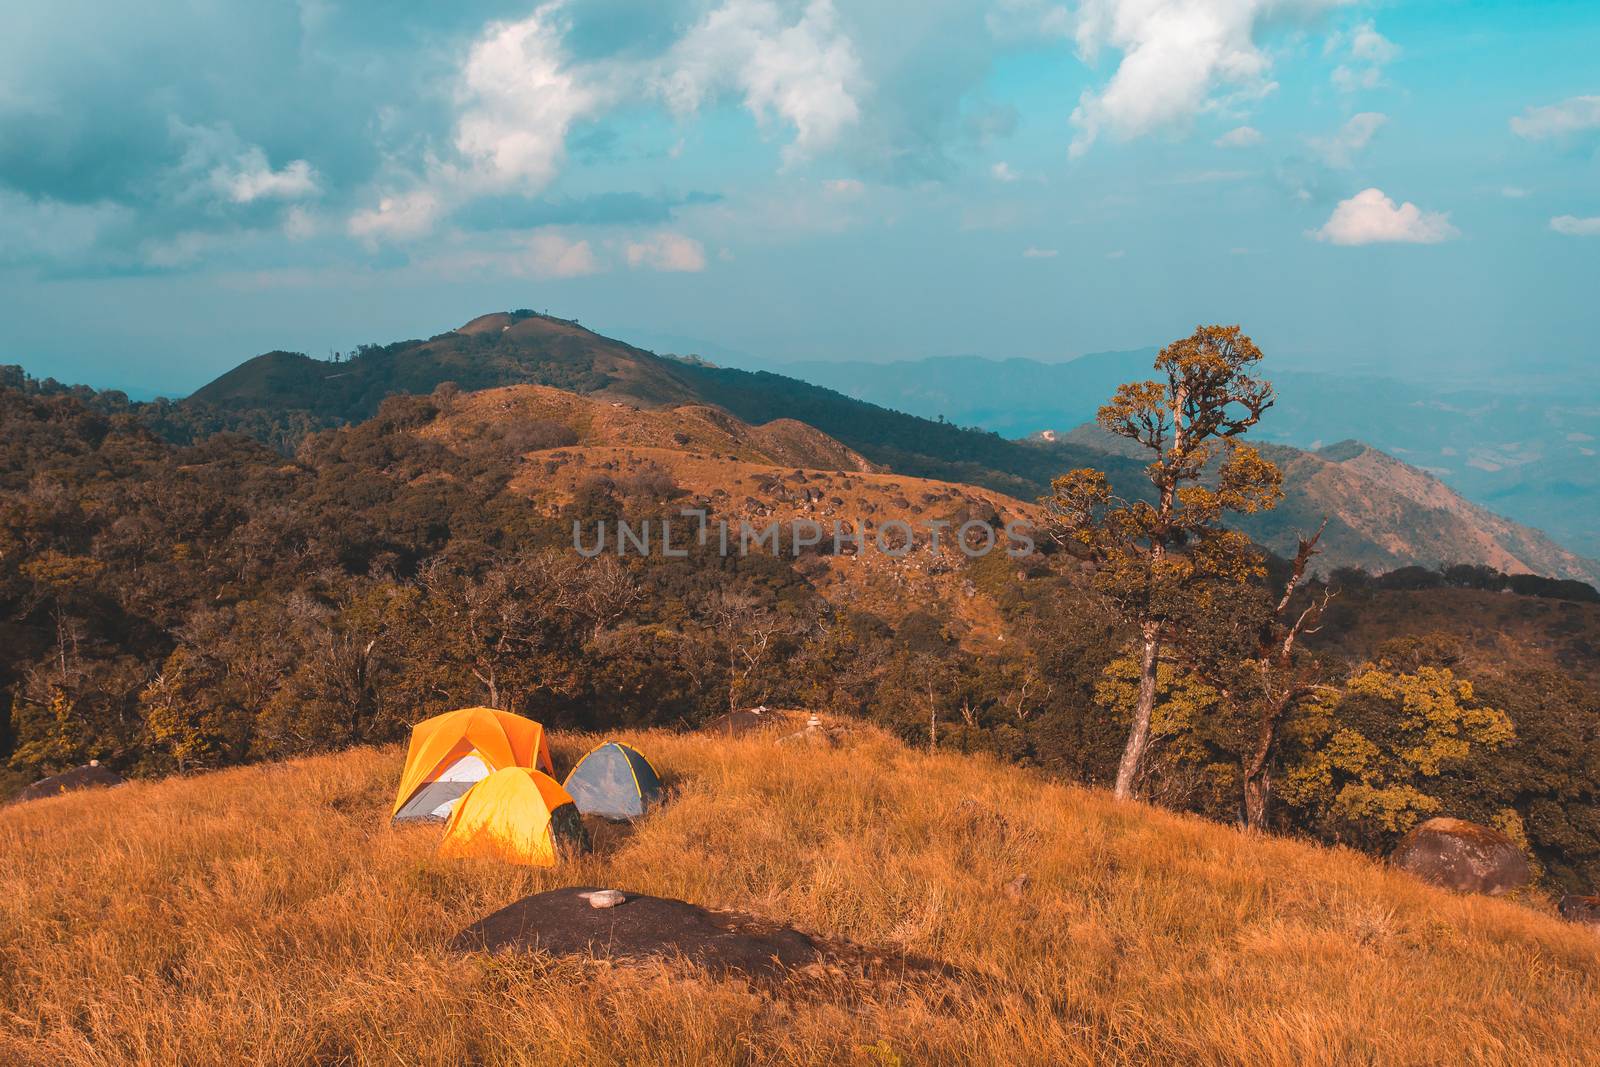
[214,150,319,204]
[661,0,863,163]
[1313,188,1459,246]
[1348,21,1398,64]
[1022,246,1058,258]
[1328,20,1397,93]
[169,121,319,205]
[453,9,598,193]
[626,231,708,271]
[1330,65,1378,93]
[526,231,600,277]
[1501,186,1532,200]
[824,177,865,196]
[1214,125,1263,148]
[353,0,865,239]
[1105,248,1125,259]
[1511,96,1600,140]
[347,190,442,241]
[991,161,1020,181]
[1551,215,1600,237]
[1308,111,1386,167]
[283,206,318,241]
[1068,0,1345,158]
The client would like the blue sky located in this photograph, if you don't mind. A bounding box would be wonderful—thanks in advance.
[1,0,1596,395]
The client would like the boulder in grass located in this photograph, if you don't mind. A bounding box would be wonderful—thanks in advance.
[453,886,953,984]
[1391,817,1531,896]
[10,762,124,804]
[1558,895,1600,927]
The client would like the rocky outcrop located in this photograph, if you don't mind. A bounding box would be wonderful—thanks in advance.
[1391,817,1531,896]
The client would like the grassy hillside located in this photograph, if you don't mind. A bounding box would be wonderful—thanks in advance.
[3,728,1598,1066]
[421,384,1040,639]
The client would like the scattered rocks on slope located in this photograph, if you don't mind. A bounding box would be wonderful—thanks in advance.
[778,714,844,749]
[1390,817,1532,896]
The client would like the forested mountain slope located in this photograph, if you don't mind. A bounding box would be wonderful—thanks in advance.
[176,314,1600,583]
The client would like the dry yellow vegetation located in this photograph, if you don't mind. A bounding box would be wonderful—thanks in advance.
[3,727,1598,1066]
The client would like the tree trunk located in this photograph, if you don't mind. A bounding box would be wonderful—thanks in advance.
[1241,694,1290,830]
[1242,764,1270,830]
[1115,626,1160,799]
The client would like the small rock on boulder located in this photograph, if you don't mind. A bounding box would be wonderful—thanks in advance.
[1391,817,1531,896]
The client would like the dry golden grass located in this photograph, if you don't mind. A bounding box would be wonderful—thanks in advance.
[3,727,1598,1066]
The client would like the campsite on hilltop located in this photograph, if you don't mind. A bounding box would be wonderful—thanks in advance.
[4,322,1600,1067]
[5,725,1600,1065]
[9,3,1600,1060]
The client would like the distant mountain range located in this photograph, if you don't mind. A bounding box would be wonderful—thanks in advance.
[774,352,1600,561]
[185,311,1599,584]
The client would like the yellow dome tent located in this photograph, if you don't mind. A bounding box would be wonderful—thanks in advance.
[391,707,555,821]
[437,767,587,866]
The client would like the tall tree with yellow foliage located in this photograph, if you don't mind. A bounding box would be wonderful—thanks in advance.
[1046,325,1280,799]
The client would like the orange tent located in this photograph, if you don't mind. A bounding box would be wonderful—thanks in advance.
[437,767,587,866]
[391,707,555,821]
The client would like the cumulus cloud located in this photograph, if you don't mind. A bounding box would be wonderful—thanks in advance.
[282,206,318,241]
[1511,96,1600,140]
[1550,215,1600,237]
[169,121,320,206]
[1068,0,1345,158]
[990,161,1020,181]
[1022,246,1058,258]
[1312,188,1459,245]
[626,231,708,271]
[1329,20,1398,93]
[349,0,867,239]
[347,190,442,241]
[216,152,320,204]
[526,230,600,276]
[1214,125,1263,148]
[1308,112,1387,168]
[660,0,863,162]
[824,177,865,196]
[453,9,598,194]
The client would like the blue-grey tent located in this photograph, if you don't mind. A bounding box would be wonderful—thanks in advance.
[562,741,663,820]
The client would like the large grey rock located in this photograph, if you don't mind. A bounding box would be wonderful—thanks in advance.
[1391,817,1531,896]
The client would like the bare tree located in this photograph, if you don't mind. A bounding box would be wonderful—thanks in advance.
[710,592,787,716]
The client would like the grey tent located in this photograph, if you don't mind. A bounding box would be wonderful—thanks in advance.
[562,741,662,820]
